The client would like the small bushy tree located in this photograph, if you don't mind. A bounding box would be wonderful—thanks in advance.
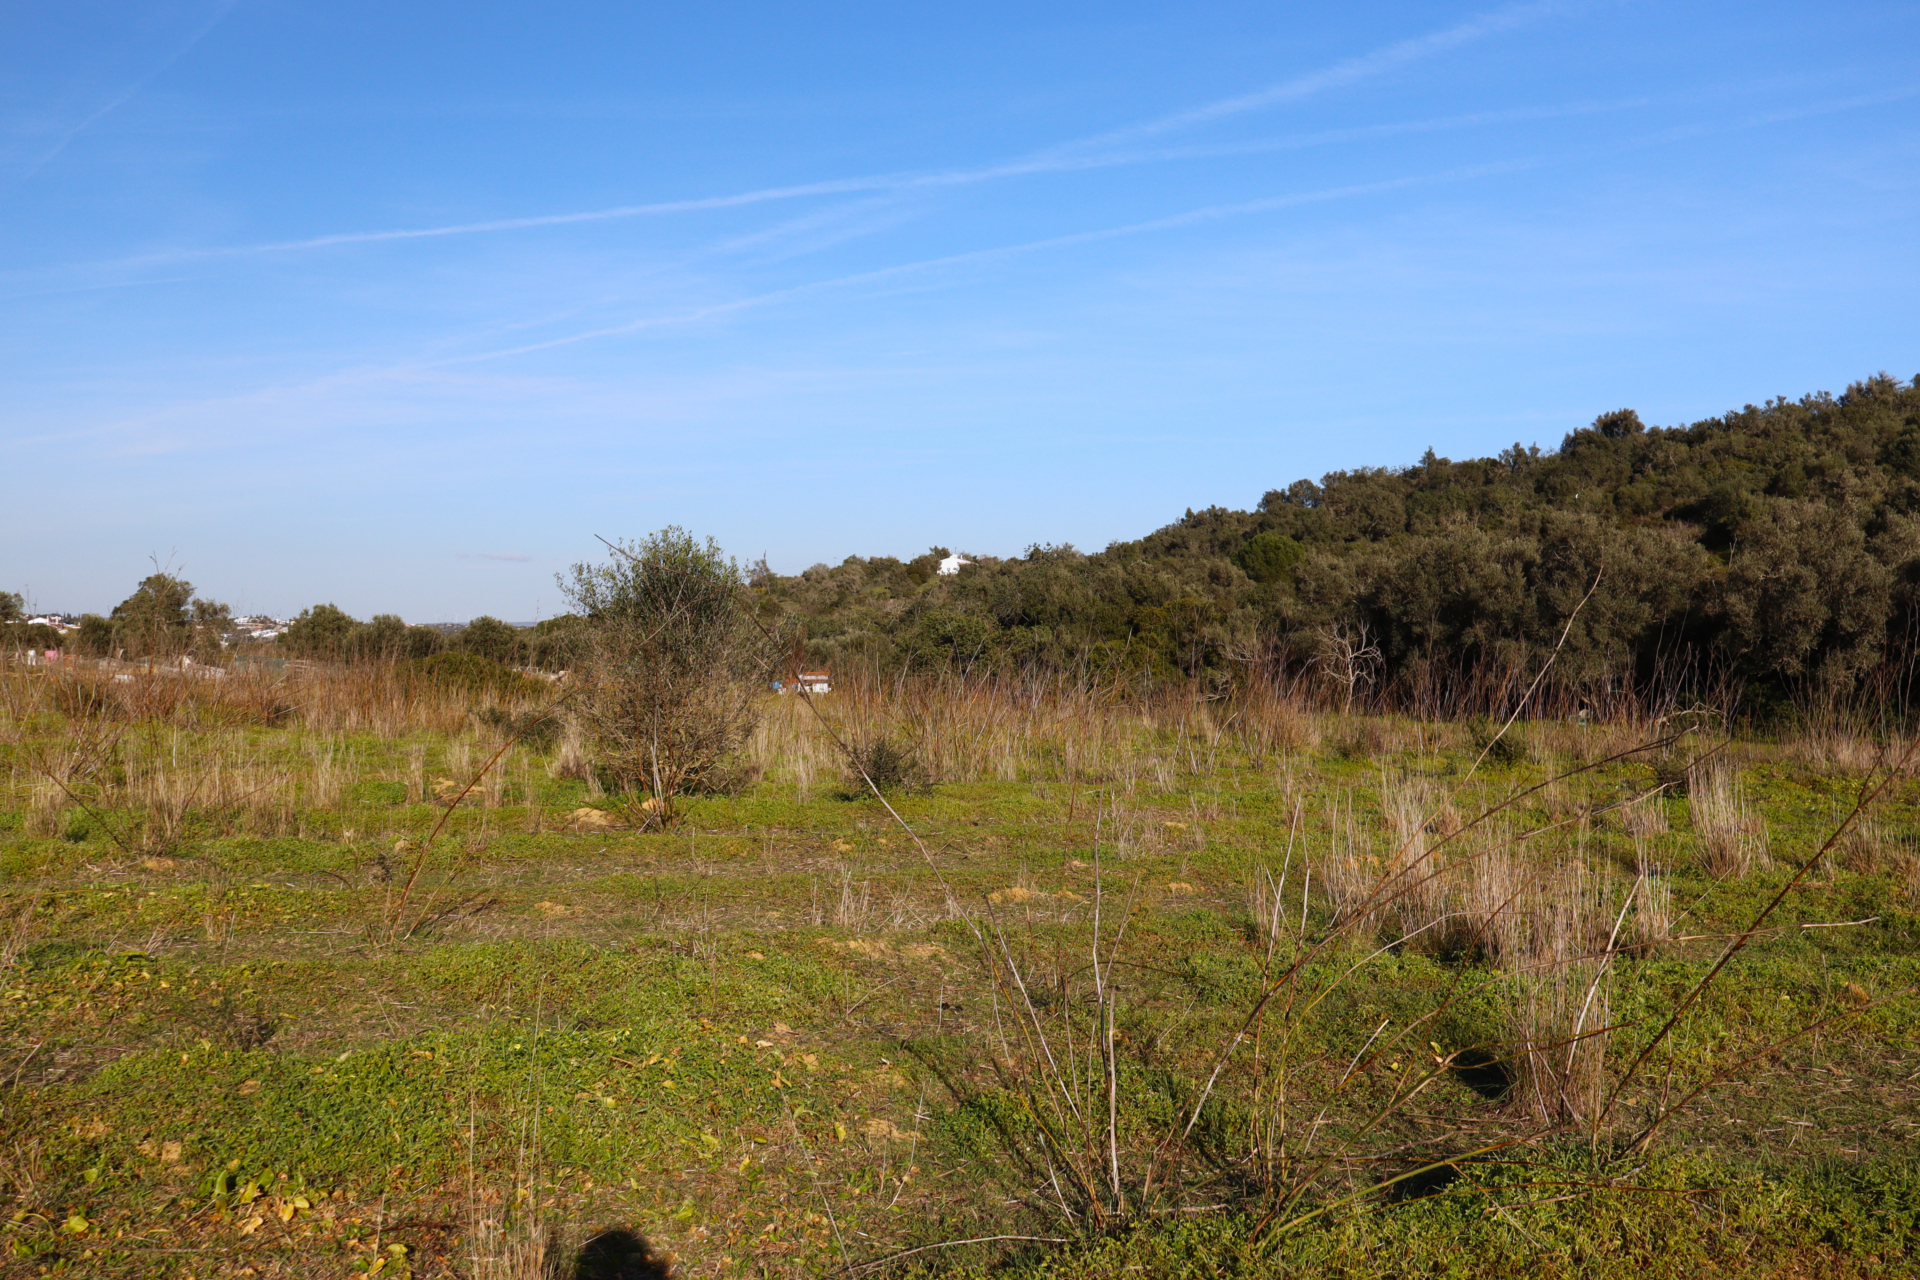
[352,613,410,661]
[107,573,230,660]
[74,615,113,657]
[525,615,587,671]
[279,603,359,659]
[560,528,773,814]
[455,615,521,665]
[110,573,193,656]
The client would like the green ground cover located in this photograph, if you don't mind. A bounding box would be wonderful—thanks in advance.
[3,698,1919,1278]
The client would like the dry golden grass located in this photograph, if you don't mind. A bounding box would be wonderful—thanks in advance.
[1689,758,1767,878]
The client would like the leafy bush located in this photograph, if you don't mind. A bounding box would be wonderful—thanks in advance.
[278,603,359,659]
[1233,531,1303,584]
[1468,716,1527,766]
[454,615,521,665]
[843,736,926,794]
[560,527,774,812]
[473,703,560,751]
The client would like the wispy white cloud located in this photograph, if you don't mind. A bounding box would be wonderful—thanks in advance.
[705,196,920,264]
[443,162,1532,364]
[1046,1,1569,153]
[47,5,1565,271]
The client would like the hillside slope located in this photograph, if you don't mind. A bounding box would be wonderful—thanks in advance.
[761,372,1920,711]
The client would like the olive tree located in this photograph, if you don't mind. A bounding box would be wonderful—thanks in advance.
[560,528,773,818]
[109,573,231,662]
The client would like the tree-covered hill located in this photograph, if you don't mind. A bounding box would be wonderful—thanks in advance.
[759,372,1920,713]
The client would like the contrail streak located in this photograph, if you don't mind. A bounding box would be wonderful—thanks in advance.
[443,163,1525,365]
[1050,1,1566,152]
[58,5,1563,269]
[6,1,240,189]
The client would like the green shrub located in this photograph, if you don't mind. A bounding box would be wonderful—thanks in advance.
[1233,531,1304,584]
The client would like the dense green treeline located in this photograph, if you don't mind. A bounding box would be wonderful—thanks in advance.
[758,373,1920,714]
[20,373,1917,718]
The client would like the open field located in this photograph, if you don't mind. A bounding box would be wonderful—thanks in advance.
[3,662,1919,1278]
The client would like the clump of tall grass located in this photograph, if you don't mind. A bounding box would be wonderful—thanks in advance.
[1689,759,1767,877]
[1231,677,1319,759]
[1626,841,1673,958]
[1505,855,1618,1127]
[1618,792,1669,839]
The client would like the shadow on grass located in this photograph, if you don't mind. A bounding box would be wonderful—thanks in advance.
[571,1228,674,1280]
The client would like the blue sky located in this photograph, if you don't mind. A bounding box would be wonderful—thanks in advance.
[5,1,1917,621]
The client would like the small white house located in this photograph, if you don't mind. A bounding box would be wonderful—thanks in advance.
[937,553,972,576]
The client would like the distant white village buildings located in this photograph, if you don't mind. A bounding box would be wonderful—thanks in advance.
[231,616,289,641]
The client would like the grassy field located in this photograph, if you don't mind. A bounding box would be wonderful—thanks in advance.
[2,663,1919,1278]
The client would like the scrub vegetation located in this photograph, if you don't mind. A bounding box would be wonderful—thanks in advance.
[762,373,1920,723]
[4,375,1920,1278]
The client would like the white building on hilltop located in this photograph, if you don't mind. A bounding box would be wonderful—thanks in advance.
[937,552,972,575]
